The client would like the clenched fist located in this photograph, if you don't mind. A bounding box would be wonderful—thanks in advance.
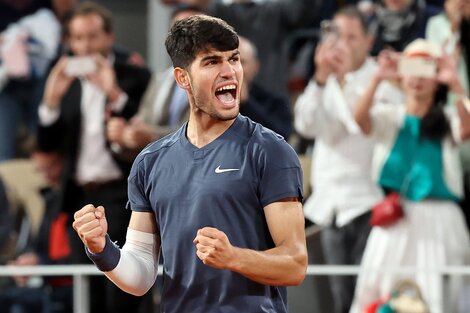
[193,227,237,270]
[73,204,108,254]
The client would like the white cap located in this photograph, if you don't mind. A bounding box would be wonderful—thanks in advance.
[403,39,442,59]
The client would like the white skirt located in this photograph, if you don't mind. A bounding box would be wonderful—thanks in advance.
[349,199,470,313]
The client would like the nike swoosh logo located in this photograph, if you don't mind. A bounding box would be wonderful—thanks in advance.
[215,165,240,174]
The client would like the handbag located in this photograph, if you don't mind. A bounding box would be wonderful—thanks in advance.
[364,279,429,313]
[369,192,404,227]
[370,170,413,227]
[386,279,429,313]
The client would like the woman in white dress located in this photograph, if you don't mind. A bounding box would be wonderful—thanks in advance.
[349,39,470,313]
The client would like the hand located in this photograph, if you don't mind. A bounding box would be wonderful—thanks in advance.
[375,50,400,81]
[43,56,75,109]
[330,40,353,82]
[314,39,351,84]
[445,0,463,31]
[7,253,40,287]
[107,117,127,145]
[86,55,123,102]
[193,227,237,270]
[73,204,108,254]
[313,39,336,85]
[127,52,145,67]
[122,118,155,149]
[436,53,464,94]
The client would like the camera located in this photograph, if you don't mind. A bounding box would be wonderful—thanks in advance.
[398,57,436,78]
[64,56,97,77]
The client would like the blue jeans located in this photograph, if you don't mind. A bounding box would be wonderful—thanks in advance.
[0,78,44,161]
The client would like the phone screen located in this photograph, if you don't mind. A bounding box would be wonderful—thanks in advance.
[398,57,436,78]
[64,56,97,77]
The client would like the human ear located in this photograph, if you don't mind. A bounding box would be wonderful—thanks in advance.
[174,67,190,89]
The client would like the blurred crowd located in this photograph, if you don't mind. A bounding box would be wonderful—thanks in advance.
[0,0,469,313]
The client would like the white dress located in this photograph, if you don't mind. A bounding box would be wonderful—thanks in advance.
[350,105,470,313]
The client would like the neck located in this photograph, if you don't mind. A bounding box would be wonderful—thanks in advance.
[186,111,236,148]
[406,95,434,117]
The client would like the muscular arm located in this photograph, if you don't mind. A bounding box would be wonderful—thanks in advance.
[194,200,307,286]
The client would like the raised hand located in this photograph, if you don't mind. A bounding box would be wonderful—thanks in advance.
[86,55,123,102]
[43,56,75,109]
[193,227,236,270]
[107,117,127,145]
[122,118,155,149]
[436,53,464,94]
[375,50,400,81]
[73,204,108,254]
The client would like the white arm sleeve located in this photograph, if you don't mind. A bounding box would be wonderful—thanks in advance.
[105,228,160,296]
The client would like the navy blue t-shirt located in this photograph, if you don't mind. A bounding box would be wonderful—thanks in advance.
[127,115,303,313]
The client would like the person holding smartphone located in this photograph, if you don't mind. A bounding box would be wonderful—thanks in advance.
[36,2,151,313]
[350,39,470,313]
[294,6,404,313]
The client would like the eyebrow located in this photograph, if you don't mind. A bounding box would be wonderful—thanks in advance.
[200,50,240,63]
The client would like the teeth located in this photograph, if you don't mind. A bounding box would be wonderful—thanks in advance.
[216,84,236,92]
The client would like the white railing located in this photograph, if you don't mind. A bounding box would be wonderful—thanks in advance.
[1,265,470,313]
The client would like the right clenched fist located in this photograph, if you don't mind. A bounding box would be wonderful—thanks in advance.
[73,204,108,254]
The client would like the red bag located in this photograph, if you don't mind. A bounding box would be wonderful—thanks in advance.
[369,192,404,227]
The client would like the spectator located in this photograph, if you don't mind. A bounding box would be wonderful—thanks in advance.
[36,2,151,313]
[350,39,470,313]
[239,36,293,140]
[426,0,470,229]
[0,150,72,313]
[161,0,323,99]
[294,6,403,313]
[107,4,199,157]
[368,0,441,55]
[0,0,76,161]
[0,178,11,257]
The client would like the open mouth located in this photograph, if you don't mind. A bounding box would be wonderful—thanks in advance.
[215,84,237,104]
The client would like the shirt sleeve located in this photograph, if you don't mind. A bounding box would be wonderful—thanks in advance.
[257,134,303,207]
[370,103,404,142]
[126,157,152,212]
[38,102,60,126]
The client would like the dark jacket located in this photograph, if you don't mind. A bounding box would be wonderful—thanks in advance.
[37,59,151,212]
[369,0,441,55]
[239,83,293,140]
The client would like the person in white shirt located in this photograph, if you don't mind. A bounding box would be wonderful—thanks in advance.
[294,6,403,313]
[36,2,151,313]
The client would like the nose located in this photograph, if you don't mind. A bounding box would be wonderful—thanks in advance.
[219,60,236,78]
[76,38,92,56]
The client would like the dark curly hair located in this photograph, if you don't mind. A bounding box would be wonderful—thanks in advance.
[165,14,239,70]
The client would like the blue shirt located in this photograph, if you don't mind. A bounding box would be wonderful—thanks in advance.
[127,114,303,313]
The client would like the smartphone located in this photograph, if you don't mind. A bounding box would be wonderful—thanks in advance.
[64,56,97,77]
[398,57,436,78]
[320,20,339,44]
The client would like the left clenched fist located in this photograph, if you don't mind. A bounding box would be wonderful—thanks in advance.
[193,227,237,270]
